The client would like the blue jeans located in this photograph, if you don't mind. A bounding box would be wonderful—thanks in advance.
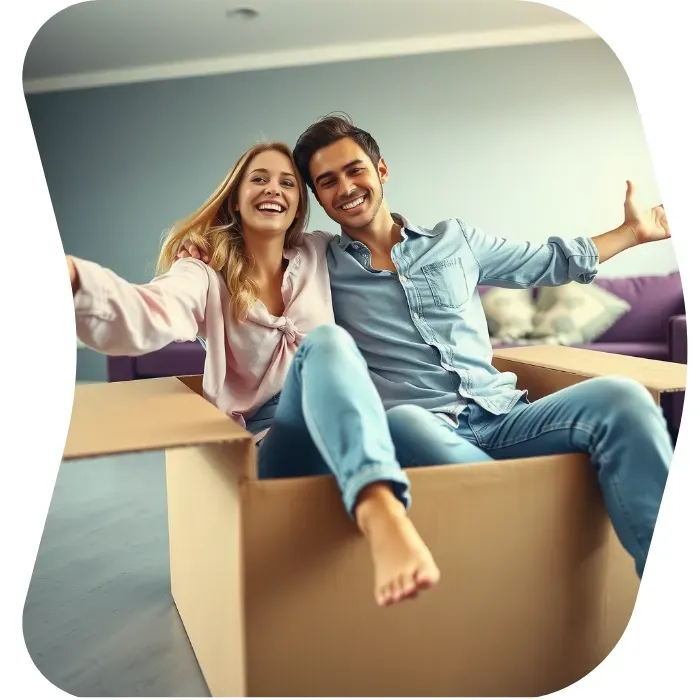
[385,376,673,578]
[246,325,410,516]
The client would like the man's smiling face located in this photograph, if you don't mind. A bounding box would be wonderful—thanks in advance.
[308,137,389,231]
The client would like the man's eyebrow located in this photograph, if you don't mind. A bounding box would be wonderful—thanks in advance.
[314,160,364,185]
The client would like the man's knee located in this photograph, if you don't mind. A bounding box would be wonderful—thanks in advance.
[582,375,659,425]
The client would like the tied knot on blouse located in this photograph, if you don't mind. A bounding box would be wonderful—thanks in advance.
[279,317,302,344]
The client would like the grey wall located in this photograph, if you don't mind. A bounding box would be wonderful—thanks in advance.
[25,38,676,380]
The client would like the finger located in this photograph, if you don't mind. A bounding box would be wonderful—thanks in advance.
[187,244,201,260]
[661,215,670,237]
[192,245,209,263]
[654,208,670,237]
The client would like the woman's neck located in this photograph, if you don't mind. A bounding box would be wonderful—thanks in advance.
[242,231,287,286]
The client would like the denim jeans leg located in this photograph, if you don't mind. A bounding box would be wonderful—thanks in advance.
[385,404,493,468]
[256,324,410,515]
[461,376,673,578]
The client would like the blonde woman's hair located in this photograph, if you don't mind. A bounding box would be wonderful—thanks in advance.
[156,142,309,322]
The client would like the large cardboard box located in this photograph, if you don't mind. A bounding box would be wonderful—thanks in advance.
[61,347,685,697]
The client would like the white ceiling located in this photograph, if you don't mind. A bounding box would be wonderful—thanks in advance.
[23,0,596,93]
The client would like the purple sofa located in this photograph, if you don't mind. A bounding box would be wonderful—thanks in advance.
[481,271,686,438]
[108,340,206,383]
[107,272,686,436]
[483,271,685,361]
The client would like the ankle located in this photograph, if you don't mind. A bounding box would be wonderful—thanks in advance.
[354,483,405,534]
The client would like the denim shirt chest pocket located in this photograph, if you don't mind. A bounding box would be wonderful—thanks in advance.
[420,256,471,309]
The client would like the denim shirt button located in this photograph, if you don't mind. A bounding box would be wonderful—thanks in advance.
[413,312,419,320]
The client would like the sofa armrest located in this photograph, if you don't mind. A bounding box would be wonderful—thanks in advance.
[664,314,687,439]
[106,356,137,382]
[669,314,687,364]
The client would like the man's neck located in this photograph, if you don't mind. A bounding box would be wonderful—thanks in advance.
[342,205,403,254]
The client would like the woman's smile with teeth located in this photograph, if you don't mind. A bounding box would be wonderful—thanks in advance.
[257,202,284,213]
[341,196,365,211]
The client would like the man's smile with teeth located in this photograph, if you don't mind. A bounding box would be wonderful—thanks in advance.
[341,196,366,211]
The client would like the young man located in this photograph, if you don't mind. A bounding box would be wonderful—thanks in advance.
[182,114,673,580]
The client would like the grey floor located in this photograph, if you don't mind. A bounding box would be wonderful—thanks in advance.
[23,450,211,697]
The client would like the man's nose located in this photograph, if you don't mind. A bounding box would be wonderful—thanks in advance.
[338,176,356,198]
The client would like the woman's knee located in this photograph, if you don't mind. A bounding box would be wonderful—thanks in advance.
[301,324,357,355]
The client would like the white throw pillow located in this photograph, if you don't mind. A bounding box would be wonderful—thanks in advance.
[481,287,537,341]
[531,283,631,345]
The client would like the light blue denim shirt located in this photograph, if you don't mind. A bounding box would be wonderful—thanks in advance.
[326,215,599,421]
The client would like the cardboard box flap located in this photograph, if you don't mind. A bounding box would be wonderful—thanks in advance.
[64,377,249,461]
[493,345,686,393]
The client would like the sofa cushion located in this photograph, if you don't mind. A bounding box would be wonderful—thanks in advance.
[594,272,684,343]
[530,283,631,345]
[134,341,206,378]
[480,287,537,341]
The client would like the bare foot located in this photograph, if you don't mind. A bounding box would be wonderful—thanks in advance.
[355,484,441,607]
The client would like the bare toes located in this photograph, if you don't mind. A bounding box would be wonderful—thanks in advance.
[415,563,440,590]
[398,573,418,601]
[377,582,393,607]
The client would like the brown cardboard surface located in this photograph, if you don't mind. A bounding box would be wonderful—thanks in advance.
[493,345,686,392]
[166,443,254,697]
[237,454,638,697]
[59,355,647,696]
[494,360,603,404]
[63,377,247,460]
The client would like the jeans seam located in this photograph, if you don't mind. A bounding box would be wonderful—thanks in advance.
[600,454,647,572]
[480,420,598,451]
[297,344,407,517]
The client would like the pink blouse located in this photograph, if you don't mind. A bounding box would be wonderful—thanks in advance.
[72,230,335,430]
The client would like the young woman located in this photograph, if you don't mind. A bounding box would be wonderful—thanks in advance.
[66,142,440,607]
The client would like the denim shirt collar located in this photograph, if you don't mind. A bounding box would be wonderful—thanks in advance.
[337,213,439,251]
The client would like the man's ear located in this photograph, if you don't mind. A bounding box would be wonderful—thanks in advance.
[377,157,389,184]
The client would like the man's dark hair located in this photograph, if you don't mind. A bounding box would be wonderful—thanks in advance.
[293,113,381,191]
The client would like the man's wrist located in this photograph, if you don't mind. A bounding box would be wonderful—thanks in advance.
[623,222,640,247]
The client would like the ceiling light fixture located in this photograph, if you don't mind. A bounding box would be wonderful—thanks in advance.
[225,7,260,20]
